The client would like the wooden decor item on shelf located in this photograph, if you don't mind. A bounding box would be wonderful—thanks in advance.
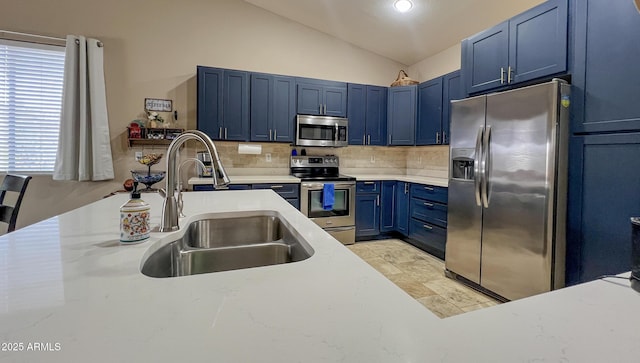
[390,70,419,87]
[127,127,184,147]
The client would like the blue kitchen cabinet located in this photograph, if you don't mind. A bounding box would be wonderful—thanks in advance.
[197,66,249,141]
[348,84,388,145]
[395,181,410,236]
[192,184,251,191]
[356,194,380,237]
[442,70,463,145]
[462,21,509,95]
[571,0,640,134]
[250,73,295,142]
[380,181,396,232]
[197,66,224,139]
[296,79,347,117]
[408,183,448,259]
[252,183,300,208]
[461,0,568,95]
[567,133,640,284]
[356,181,380,238]
[417,78,443,145]
[387,85,417,146]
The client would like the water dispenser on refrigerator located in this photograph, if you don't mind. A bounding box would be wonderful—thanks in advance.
[451,148,475,180]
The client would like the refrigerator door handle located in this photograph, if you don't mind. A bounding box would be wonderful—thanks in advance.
[481,125,492,208]
[474,127,484,207]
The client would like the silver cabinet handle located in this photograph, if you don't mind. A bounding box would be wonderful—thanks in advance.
[388,134,391,144]
[404,183,409,194]
[270,185,284,189]
[224,128,228,139]
[423,202,434,207]
[481,125,492,208]
[423,224,433,230]
[474,127,484,207]
[367,135,371,145]
[363,135,366,145]
[364,182,375,185]
[443,131,447,144]
[269,129,272,141]
[274,129,277,140]
[508,66,513,84]
[219,127,222,139]
[376,195,380,206]
[436,132,440,144]
[500,67,505,84]
[423,186,434,191]
[319,104,323,114]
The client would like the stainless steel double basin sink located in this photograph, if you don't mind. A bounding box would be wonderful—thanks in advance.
[141,211,314,278]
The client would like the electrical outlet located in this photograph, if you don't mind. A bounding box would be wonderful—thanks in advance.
[265,153,272,162]
[135,151,143,161]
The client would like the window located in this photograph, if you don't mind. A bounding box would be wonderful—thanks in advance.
[0,39,65,173]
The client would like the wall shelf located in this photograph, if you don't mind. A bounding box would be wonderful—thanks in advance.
[127,127,184,147]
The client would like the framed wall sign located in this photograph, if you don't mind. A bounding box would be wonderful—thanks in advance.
[145,98,173,112]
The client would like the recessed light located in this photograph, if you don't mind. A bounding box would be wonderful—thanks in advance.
[394,0,413,13]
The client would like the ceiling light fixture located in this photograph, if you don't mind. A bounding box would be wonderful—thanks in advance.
[394,0,413,13]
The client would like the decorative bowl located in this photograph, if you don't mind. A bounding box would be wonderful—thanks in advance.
[131,170,166,189]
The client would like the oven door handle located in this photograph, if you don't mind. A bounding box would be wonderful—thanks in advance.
[302,182,355,189]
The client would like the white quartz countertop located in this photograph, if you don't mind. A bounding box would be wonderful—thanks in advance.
[1,190,639,362]
[189,174,448,187]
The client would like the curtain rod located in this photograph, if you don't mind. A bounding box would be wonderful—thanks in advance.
[0,30,103,47]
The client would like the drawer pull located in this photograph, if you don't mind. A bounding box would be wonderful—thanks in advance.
[423,186,434,191]
[423,224,433,230]
[363,182,375,185]
[270,185,284,189]
[423,202,434,207]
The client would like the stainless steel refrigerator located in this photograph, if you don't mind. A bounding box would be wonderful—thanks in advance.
[445,79,570,301]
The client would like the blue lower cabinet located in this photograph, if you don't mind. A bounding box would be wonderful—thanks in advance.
[395,182,410,236]
[285,198,300,210]
[356,194,380,237]
[192,183,300,210]
[410,183,448,204]
[192,184,251,191]
[409,198,447,228]
[380,181,396,232]
[408,219,446,260]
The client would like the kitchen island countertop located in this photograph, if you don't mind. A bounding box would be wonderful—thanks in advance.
[1,190,639,362]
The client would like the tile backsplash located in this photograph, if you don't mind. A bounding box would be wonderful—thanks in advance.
[184,142,449,177]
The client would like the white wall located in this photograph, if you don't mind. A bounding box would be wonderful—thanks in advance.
[406,44,462,82]
[0,0,406,228]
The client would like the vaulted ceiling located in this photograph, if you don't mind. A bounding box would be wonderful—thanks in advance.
[244,0,545,65]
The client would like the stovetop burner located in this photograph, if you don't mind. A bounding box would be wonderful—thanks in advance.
[297,174,356,182]
[290,155,354,182]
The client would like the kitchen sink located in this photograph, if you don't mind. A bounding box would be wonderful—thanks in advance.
[141,211,314,278]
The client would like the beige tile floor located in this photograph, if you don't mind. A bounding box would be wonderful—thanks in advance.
[347,239,500,318]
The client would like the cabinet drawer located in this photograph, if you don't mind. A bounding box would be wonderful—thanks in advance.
[356,181,380,193]
[410,183,448,204]
[252,183,299,199]
[193,184,251,191]
[408,218,446,259]
[285,198,300,210]
[410,198,447,228]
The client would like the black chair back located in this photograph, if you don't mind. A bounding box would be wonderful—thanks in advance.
[0,174,32,233]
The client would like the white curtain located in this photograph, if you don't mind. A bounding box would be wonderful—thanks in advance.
[53,35,114,181]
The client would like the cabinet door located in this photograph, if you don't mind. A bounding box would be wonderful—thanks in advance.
[223,70,250,141]
[572,0,640,133]
[380,181,396,232]
[347,83,366,145]
[323,86,347,117]
[197,66,224,140]
[250,73,272,142]
[416,78,443,146]
[272,76,296,142]
[365,86,388,146]
[567,133,640,284]
[356,194,380,237]
[297,83,323,115]
[462,21,509,95]
[387,86,417,146]
[442,70,462,145]
[395,182,410,236]
[508,0,568,85]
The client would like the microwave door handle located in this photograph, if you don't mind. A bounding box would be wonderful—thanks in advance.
[334,123,338,142]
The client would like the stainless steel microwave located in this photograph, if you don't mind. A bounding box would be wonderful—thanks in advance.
[296,115,348,147]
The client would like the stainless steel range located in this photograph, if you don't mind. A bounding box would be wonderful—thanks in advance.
[291,155,356,245]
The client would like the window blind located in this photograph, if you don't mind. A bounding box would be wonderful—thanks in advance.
[0,39,65,173]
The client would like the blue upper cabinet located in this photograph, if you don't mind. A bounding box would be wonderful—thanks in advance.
[197,66,249,141]
[223,70,250,141]
[347,84,366,145]
[387,85,417,146]
[348,84,388,145]
[462,21,509,95]
[417,78,443,145]
[250,73,295,142]
[197,66,224,140]
[461,0,568,95]
[296,78,347,117]
[572,0,640,134]
[442,70,463,145]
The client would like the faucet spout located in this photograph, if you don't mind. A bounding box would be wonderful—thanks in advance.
[159,130,229,232]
